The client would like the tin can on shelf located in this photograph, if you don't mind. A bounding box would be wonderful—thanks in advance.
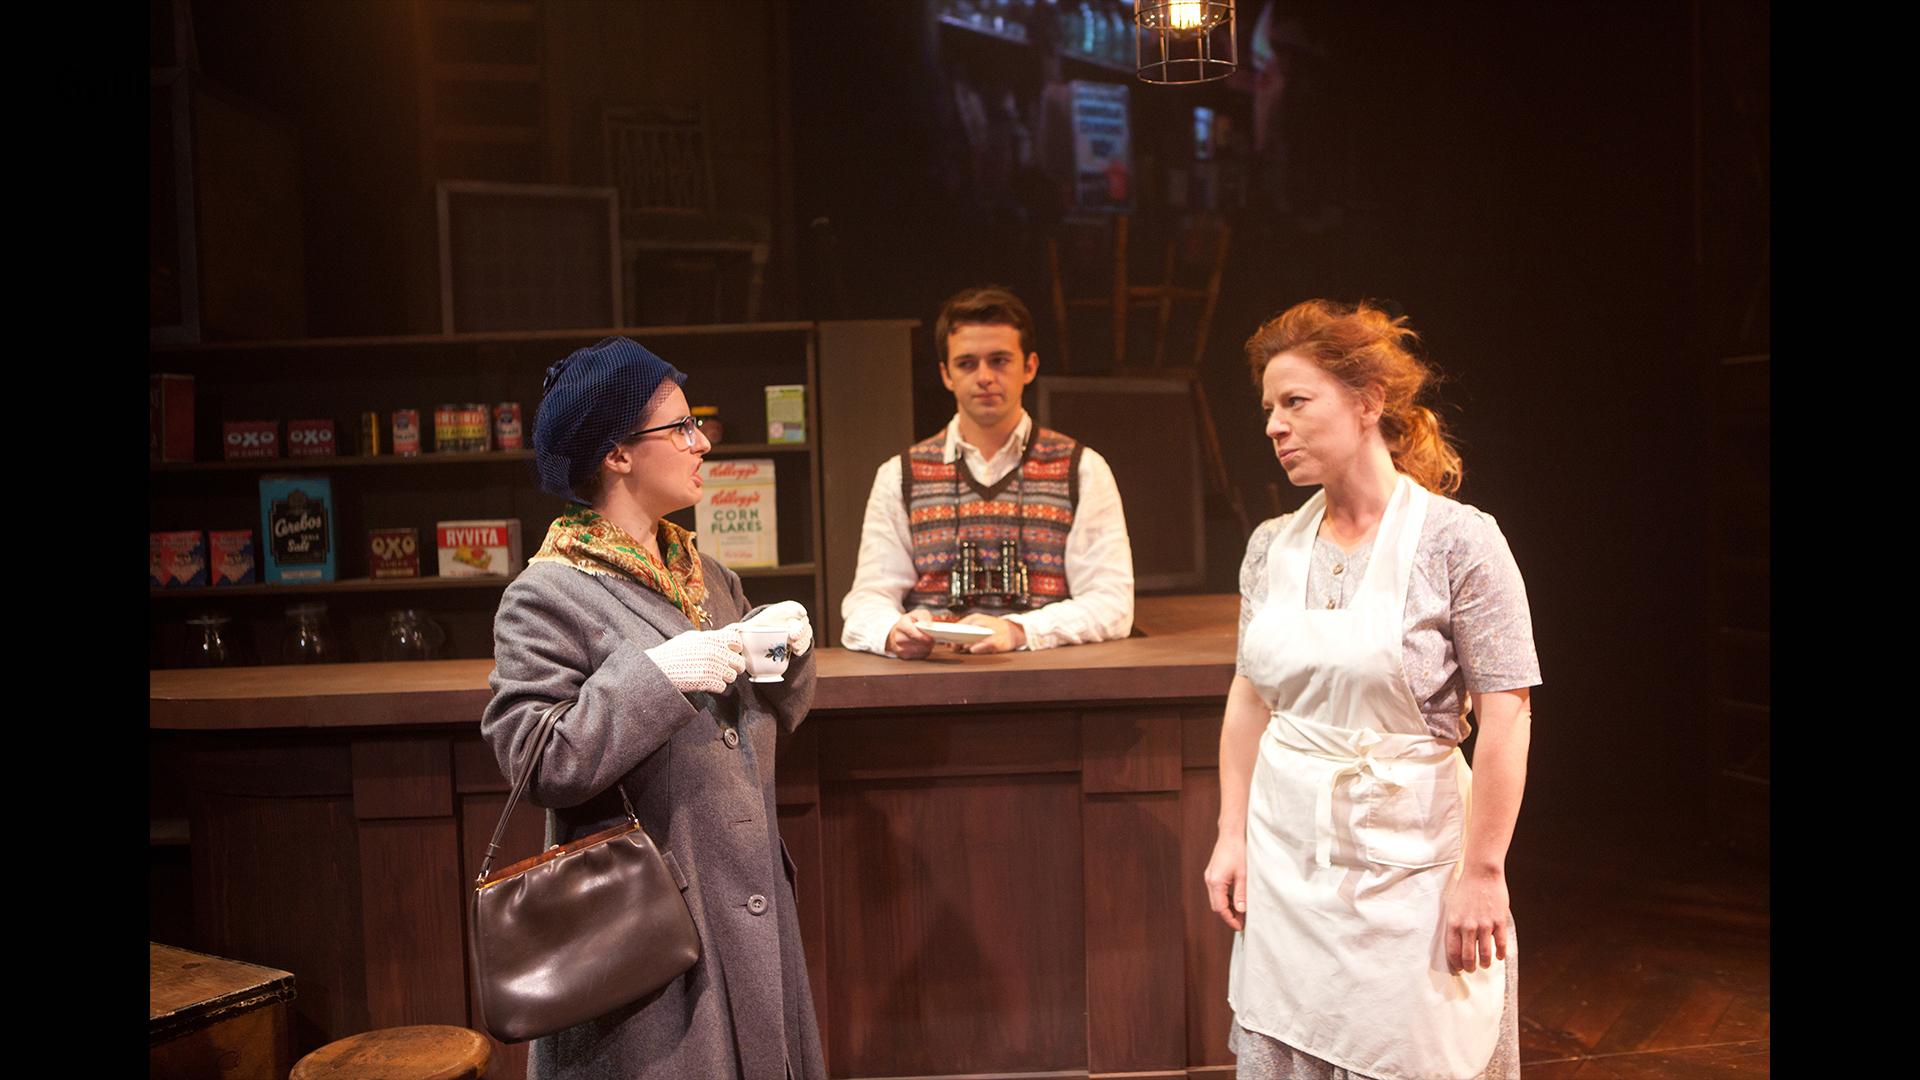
[464,403,492,451]
[359,411,384,456]
[494,402,524,450]
[692,405,722,444]
[434,404,488,452]
[432,405,458,452]
[393,409,421,456]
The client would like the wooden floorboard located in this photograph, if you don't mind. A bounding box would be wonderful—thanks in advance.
[1509,823,1769,1077]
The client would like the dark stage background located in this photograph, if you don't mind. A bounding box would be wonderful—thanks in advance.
[171,0,1768,857]
[791,0,1769,854]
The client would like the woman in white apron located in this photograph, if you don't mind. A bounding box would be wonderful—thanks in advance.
[1204,300,1540,1080]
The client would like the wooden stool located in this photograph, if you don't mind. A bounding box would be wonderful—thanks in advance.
[290,1025,491,1080]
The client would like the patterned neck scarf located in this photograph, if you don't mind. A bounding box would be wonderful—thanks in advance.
[529,507,710,627]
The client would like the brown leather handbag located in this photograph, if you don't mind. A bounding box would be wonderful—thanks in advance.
[469,700,701,1043]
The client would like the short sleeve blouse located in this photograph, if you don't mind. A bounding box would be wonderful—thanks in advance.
[1234,492,1542,742]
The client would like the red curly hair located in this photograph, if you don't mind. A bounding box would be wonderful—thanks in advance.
[1244,299,1463,495]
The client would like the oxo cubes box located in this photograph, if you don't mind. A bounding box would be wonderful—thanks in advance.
[436,519,522,578]
[369,527,420,578]
[223,420,280,460]
[287,418,338,458]
[259,476,336,584]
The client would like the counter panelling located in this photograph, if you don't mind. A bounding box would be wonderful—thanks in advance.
[151,595,1245,1078]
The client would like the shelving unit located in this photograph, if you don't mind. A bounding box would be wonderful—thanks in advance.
[936,13,1135,75]
[152,576,513,600]
[150,442,807,474]
[150,322,828,668]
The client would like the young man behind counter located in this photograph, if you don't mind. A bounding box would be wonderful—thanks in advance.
[839,285,1135,658]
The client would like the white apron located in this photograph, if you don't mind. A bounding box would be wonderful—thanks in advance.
[1228,476,1504,1080]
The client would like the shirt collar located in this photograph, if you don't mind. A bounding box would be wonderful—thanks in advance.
[941,410,1033,464]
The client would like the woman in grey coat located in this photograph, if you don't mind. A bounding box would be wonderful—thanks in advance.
[482,336,826,1080]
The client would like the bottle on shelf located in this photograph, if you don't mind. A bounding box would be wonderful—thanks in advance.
[383,608,448,661]
[283,602,339,664]
[185,613,234,668]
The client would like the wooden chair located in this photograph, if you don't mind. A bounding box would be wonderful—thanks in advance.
[603,103,770,324]
[1046,212,1249,535]
[290,1025,490,1080]
[1045,212,1231,375]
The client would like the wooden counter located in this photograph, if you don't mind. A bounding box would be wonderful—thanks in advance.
[150,595,1243,1079]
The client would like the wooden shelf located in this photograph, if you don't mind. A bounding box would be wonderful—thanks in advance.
[150,322,818,354]
[708,442,810,455]
[151,575,513,599]
[151,450,535,473]
[152,563,819,597]
[152,444,810,474]
[732,563,817,579]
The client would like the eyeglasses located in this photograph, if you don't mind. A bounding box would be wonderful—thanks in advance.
[620,414,706,450]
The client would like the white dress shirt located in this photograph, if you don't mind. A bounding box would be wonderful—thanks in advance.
[839,411,1135,654]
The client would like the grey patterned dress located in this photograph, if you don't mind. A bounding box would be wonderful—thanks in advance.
[1229,492,1542,1080]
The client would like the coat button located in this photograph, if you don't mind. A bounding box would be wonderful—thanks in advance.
[1332,563,1344,575]
[747,894,768,915]
[1325,598,1337,609]
[723,729,740,749]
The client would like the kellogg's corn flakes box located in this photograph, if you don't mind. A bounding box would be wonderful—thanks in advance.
[695,459,778,568]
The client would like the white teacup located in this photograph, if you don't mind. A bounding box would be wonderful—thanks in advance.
[741,625,792,683]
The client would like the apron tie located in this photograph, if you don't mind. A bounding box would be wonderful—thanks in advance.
[1311,729,1403,868]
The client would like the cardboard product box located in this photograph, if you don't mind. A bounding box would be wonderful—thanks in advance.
[436,519,522,577]
[695,459,778,568]
[150,531,208,588]
[259,476,336,584]
[223,420,280,461]
[764,384,807,443]
[150,374,195,462]
[369,527,421,579]
[286,418,337,458]
[209,529,256,586]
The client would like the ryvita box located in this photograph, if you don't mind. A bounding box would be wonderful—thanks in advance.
[695,459,778,568]
[259,476,337,584]
[436,519,522,577]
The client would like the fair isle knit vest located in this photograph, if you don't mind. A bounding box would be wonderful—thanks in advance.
[902,426,1082,615]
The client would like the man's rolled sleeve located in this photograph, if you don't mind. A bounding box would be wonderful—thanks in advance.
[838,456,920,655]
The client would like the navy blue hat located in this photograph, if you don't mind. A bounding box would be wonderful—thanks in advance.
[532,337,687,503]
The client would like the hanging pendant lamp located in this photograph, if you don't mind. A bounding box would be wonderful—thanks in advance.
[1135,0,1237,84]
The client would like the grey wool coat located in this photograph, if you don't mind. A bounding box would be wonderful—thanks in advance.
[482,556,826,1080]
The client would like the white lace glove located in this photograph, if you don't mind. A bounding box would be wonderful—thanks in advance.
[744,600,813,657]
[644,627,745,694]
